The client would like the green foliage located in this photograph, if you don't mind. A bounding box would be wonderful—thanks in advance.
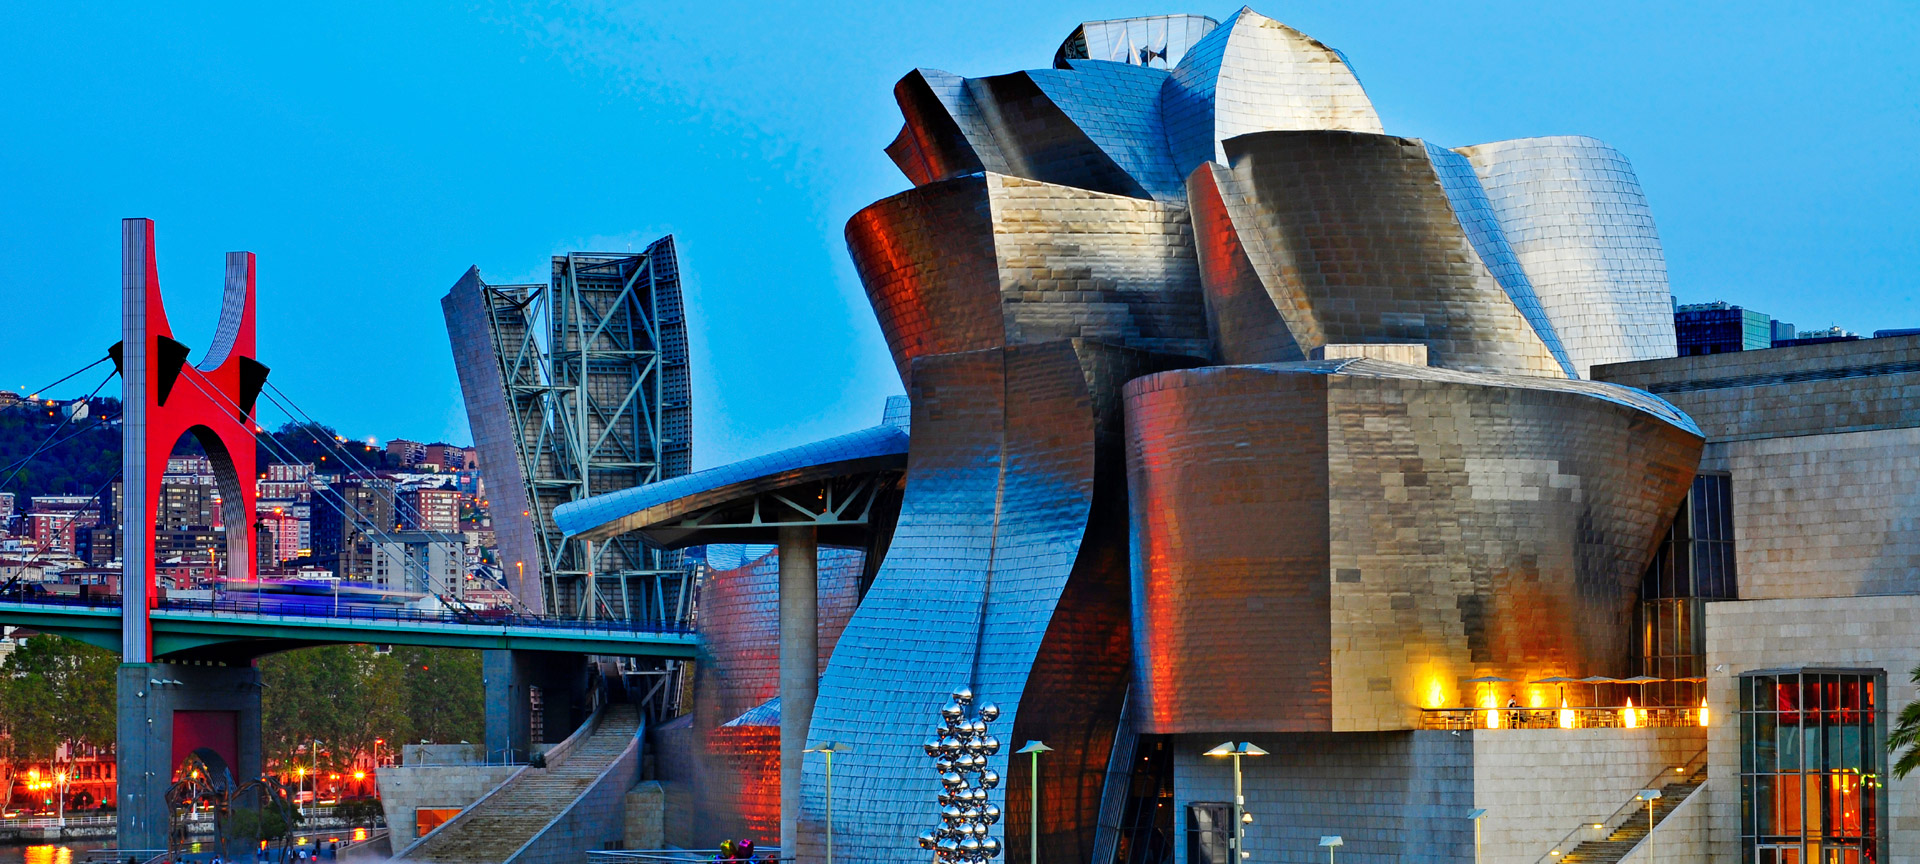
[1891,664,1920,778]
[332,797,382,826]
[226,802,300,842]
[0,634,119,763]
[259,644,482,770]
[0,396,119,499]
[258,421,393,473]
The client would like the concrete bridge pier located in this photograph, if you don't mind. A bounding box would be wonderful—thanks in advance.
[483,650,591,763]
[115,661,263,853]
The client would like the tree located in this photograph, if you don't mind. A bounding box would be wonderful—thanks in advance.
[0,634,118,808]
[259,644,482,773]
[1891,664,1920,778]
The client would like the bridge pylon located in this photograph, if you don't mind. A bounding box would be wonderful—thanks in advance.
[114,219,270,852]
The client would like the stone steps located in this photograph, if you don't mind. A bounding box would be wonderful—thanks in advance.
[404,705,641,864]
[1557,771,1703,864]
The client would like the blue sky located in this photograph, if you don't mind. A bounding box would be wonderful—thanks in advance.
[3,2,1915,468]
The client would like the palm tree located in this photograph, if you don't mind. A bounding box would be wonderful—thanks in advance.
[1891,665,1920,778]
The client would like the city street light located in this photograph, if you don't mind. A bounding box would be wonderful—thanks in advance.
[1318,836,1343,864]
[1204,742,1268,861]
[1466,809,1487,864]
[1015,741,1052,864]
[803,743,852,864]
[1637,790,1661,861]
[55,771,68,827]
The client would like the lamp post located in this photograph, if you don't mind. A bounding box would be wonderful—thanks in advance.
[1015,741,1052,864]
[1204,742,1268,862]
[55,770,68,827]
[1467,809,1486,864]
[1318,836,1342,864]
[803,743,852,864]
[1637,790,1661,860]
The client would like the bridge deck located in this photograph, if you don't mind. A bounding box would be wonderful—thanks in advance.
[0,597,699,659]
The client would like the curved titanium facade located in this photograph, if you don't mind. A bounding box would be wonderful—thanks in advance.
[1457,136,1679,377]
[1161,8,1383,175]
[1124,359,1703,734]
[1054,14,1218,70]
[1190,130,1567,376]
[802,341,1193,864]
[847,173,1212,381]
[690,547,864,845]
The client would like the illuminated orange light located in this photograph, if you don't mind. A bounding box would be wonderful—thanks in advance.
[1426,680,1445,709]
[1622,698,1640,728]
[1559,697,1575,729]
[1483,693,1501,729]
[1699,698,1711,727]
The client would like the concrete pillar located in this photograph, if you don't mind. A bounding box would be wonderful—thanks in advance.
[485,651,590,762]
[116,662,263,853]
[483,650,531,763]
[778,525,818,857]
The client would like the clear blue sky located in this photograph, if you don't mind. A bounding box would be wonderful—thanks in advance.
[3,2,1915,467]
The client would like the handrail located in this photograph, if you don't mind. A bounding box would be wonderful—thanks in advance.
[1422,705,1707,730]
[0,592,694,636]
[502,712,646,864]
[1531,746,1707,864]
[392,704,606,860]
[587,852,786,864]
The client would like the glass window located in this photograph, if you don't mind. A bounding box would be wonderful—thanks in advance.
[1740,670,1886,863]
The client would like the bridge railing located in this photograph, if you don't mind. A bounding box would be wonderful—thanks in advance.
[0,590,694,636]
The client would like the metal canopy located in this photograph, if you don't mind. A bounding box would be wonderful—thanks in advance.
[554,424,909,549]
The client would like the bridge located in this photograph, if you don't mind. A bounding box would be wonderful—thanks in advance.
[0,596,698,659]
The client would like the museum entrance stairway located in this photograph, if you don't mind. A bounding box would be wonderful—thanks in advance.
[1552,760,1707,864]
[399,704,644,864]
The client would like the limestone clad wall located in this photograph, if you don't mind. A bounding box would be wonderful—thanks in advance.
[1703,595,1920,864]
[1469,728,1704,864]
[1725,427,1920,599]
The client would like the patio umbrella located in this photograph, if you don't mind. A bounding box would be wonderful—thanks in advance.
[1532,676,1580,704]
[1579,676,1620,706]
[1619,675,1664,709]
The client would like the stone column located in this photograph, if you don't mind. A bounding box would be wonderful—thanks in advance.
[778,525,819,857]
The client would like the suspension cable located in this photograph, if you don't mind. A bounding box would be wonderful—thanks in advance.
[171,368,475,611]
[0,370,116,493]
[1,355,113,416]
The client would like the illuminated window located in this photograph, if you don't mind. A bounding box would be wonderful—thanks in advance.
[1739,669,1886,863]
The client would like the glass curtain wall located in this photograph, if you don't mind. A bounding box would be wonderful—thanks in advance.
[1739,669,1887,864]
[1638,473,1738,705]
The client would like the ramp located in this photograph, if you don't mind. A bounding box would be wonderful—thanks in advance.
[399,704,643,864]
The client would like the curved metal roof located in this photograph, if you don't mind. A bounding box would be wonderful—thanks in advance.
[553,424,910,544]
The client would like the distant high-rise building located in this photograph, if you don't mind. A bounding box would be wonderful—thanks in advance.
[369,532,466,597]
[311,476,396,581]
[1770,319,1796,344]
[385,438,427,466]
[1675,301,1773,355]
[399,486,461,534]
[1773,325,1862,348]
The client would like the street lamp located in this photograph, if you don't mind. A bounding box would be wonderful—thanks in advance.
[1318,836,1342,864]
[1015,741,1052,864]
[1203,742,1268,861]
[1637,790,1661,860]
[1466,809,1487,864]
[803,743,852,864]
[55,771,68,827]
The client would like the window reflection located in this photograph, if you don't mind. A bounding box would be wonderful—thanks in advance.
[1740,670,1885,863]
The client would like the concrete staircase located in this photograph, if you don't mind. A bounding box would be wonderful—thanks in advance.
[403,705,642,864]
[1556,766,1706,864]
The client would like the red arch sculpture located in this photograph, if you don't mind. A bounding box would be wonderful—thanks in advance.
[117,218,268,662]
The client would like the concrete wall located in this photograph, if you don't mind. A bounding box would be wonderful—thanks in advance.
[376,764,520,838]
[1470,727,1703,864]
[625,781,665,850]
[1704,595,1920,864]
[1171,731,1473,864]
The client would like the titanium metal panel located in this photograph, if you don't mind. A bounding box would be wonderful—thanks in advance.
[1457,136,1678,377]
[1124,359,1703,734]
[1160,8,1384,177]
[801,342,1193,864]
[1032,62,1186,202]
[1425,142,1579,378]
[848,173,1211,385]
[1193,130,1567,377]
